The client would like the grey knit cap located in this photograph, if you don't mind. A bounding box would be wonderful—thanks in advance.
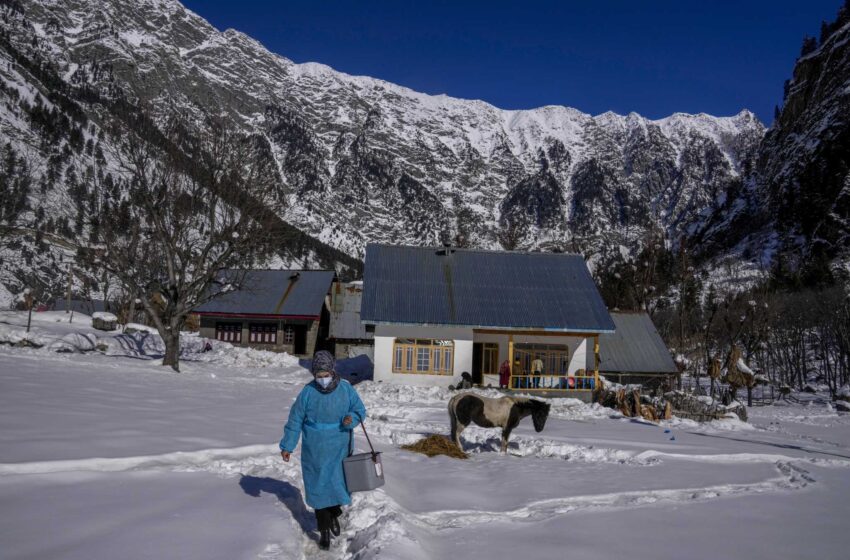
[311,350,336,376]
[311,350,340,394]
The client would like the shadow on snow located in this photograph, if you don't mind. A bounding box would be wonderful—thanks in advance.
[238,475,317,541]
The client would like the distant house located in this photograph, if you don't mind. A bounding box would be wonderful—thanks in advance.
[328,281,374,360]
[195,270,335,357]
[598,311,678,387]
[50,299,111,315]
[361,244,615,397]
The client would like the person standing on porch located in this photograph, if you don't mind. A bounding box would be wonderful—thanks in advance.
[531,356,544,388]
[280,350,367,551]
[498,359,511,389]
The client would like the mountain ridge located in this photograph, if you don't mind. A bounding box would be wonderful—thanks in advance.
[3,0,846,309]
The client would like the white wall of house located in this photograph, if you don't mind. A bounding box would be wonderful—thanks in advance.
[373,325,597,387]
[474,332,592,386]
[373,324,473,386]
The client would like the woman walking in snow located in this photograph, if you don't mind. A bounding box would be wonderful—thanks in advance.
[280,350,367,551]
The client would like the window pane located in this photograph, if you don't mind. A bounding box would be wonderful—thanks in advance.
[416,347,430,371]
[434,348,441,371]
[406,348,413,371]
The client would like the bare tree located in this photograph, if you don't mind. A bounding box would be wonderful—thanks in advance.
[80,113,283,371]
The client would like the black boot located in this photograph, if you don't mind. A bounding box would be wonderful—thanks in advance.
[319,529,331,550]
[331,516,341,537]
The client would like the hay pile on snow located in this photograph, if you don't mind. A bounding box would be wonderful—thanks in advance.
[401,435,467,459]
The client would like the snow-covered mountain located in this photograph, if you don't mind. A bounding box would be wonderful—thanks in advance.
[3,0,846,304]
[0,0,766,261]
[755,16,850,279]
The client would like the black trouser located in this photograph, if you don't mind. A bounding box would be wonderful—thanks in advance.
[315,505,342,532]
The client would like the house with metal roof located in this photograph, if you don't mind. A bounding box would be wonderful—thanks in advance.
[361,244,615,396]
[328,281,374,360]
[599,311,678,387]
[195,270,335,357]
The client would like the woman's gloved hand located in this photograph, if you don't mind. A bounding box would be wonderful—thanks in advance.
[281,450,291,462]
[342,416,352,427]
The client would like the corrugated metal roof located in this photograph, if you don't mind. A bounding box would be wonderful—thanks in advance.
[329,282,373,340]
[195,270,335,317]
[599,312,678,374]
[361,244,615,332]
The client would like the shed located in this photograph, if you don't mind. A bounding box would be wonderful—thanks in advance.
[329,281,374,360]
[194,270,335,356]
[598,311,678,386]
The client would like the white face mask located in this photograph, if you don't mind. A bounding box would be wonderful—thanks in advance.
[316,376,333,388]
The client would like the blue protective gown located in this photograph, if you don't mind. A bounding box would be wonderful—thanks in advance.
[279,379,367,509]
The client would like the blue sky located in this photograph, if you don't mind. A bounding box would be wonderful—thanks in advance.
[182,0,842,124]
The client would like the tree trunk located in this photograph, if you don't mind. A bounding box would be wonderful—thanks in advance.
[746,385,753,407]
[162,330,180,372]
[125,297,136,332]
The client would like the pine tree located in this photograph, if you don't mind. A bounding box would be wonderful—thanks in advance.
[800,35,818,57]
[820,21,831,44]
[839,1,850,27]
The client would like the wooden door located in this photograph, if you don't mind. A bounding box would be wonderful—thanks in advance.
[294,326,307,355]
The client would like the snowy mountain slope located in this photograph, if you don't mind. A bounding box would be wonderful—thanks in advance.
[756,17,850,278]
[0,0,362,301]
[0,0,765,274]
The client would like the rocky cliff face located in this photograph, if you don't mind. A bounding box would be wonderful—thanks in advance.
[756,18,850,280]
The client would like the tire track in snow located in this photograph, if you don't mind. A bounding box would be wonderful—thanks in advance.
[0,444,845,560]
[409,461,815,530]
[366,416,655,465]
[635,449,850,468]
[0,444,277,475]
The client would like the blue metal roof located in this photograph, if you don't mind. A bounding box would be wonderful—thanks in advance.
[361,244,614,332]
[194,270,335,317]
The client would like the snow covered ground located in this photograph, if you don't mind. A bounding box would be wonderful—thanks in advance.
[1,312,849,559]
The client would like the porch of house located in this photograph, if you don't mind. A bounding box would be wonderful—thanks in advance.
[472,329,601,398]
